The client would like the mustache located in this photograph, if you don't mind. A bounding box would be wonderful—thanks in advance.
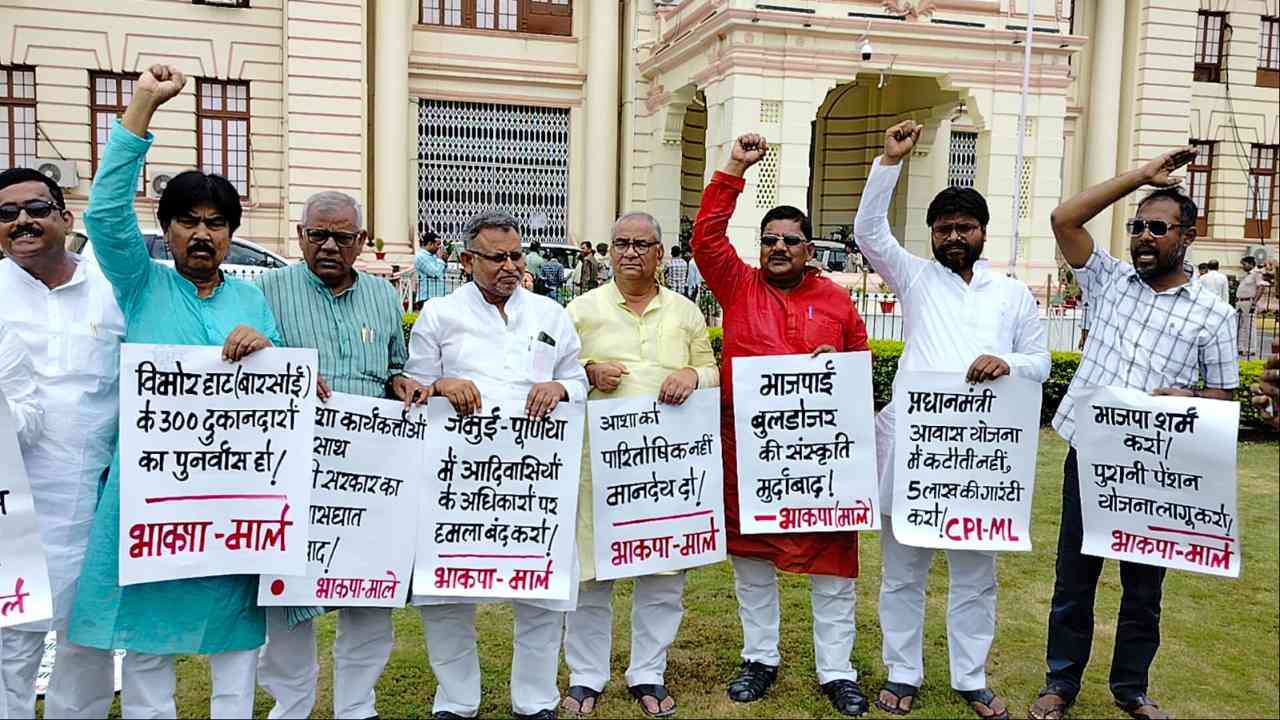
[11,224,41,239]
[188,242,216,255]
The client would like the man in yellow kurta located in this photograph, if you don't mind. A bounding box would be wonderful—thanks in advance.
[561,212,719,718]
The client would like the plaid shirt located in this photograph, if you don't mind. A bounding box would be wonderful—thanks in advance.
[1053,248,1238,445]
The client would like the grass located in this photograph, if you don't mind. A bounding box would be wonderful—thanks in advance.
[88,430,1278,718]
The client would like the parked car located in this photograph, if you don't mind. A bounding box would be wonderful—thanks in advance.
[70,229,289,280]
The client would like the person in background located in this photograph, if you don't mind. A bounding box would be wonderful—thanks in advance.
[541,252,565,299]
[67,64,283,718]
[856,120,1050,720]
[522,270,536,291]
[1251,337,1280,431]
[254,190,431,720]
[664,246,689,293]
[1200,259,1229,305]
[1236,255,1263,356]
[685,255,702,301]
[691,133,872,718]
[595,242,612,283]
[572,239,601,294]
[1030,146,1236,720]
[0,167,123,720]
[1195,262,1208,277]
[526,241,545,292]
[416,230,447,309]
[560,211,719,718]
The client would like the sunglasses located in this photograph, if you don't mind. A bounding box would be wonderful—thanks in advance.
[0,199,62,223]
[303,228,360,248]
[760,234,808,248]
[469,249,525,265]
[1126,219,1189,238]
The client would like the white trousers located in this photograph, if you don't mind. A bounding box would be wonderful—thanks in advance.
[730,555,856,684]
[563,574,686,691]
[879,513,996,691]
[419,602,563,717]
[121,649,257,719]
[0,625,114,720]
[258,606,393,719]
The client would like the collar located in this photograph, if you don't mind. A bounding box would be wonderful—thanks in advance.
[302,263,360,298]
[606,281,665,315]
[465,281,526,317]
[4,252,88,293]
[1125,267,1192,297]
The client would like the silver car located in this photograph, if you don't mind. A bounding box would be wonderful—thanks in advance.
[70,229,289,280]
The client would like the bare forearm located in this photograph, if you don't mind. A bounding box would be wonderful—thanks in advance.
[1052,168,1145,267]
[121,91,161,138]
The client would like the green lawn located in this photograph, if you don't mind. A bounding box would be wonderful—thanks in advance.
[110,431,1279,718]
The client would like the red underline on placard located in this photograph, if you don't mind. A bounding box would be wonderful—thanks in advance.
[754,515,777,522]
[144,493,289,504]
[1147,525,1235,543]
[613,509,714,528]
[437,553,544,559]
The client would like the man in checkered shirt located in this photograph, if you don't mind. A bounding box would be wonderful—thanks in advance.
[1029,147,1238,720]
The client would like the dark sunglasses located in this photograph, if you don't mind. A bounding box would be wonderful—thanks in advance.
[303,228,360,248]
[1126,219,1189,238]
[0,199,62,223]
[760,234,808,248]
[469,249,525,265]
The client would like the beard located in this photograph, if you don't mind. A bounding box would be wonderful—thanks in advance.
[1130,242,1185,280]
[932,240,982,274]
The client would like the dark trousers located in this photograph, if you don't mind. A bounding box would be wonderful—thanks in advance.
[1045,448,1167,704]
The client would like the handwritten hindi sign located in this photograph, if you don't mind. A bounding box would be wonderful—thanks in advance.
[733,352,879,534]
[891,372,1041,551]
[0,389,53,627]
[587,391,726,580]
[414,394,583,601]
[1076,387,1240,578]
[258,392,425,607]
[118,344,317,585]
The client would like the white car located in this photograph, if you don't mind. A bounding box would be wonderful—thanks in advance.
[70,229,289,280]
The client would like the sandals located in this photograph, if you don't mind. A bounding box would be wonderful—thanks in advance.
[629,684,677,718]
[1028,687,1073,720]
[875,681,919,716]
[560,685,601,716]
[956,688,1010,720]
[1116,695,1170,720]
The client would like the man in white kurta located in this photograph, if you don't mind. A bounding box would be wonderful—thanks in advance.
[0,168,124,719]
[0,320,43,449]
[404,211,588,720]
[853,122,1050,719]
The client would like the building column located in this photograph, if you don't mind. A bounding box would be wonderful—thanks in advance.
[1082,0,1125,254]
[373,0,411,251]
[583,0,620,239]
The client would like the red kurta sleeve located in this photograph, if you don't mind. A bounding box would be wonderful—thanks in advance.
[690,171,754,304]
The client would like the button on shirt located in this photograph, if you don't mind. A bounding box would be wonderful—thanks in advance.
[0,254,125,630]
[257,263,407,398]
[1051,248,1238,446]
[855,158,1051,509]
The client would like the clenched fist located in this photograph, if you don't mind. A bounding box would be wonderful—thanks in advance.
[725,133,769,177]
[137,64,188,106]
[882,120,922,165]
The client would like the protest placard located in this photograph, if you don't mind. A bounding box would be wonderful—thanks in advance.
[259,392,426,607]
[118,344,317,585]
[0,389,53,628]
[587,390,725,580]
[414,393,583,601]
[732,352,879,534]
[891,371,1041,551]
[1076,387,1240,578]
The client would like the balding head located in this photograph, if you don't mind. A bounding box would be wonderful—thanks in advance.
[302,191,363,229]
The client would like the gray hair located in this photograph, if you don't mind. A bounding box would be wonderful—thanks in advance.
[613,211,663,244]
[301,191,363,229]
[464,210,520,248]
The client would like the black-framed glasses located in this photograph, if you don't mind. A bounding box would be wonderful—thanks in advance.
[1126,219,1189,238]
[931,222,981,238]
[303,228,359,248]
[0,199,62,223]
[174,214,229,231]
[612,238,659,254]
[469,249,525,265]
[760,234,808,248]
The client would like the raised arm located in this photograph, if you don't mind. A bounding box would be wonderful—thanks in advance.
[1051,147,1197,269]
[855,121,929,295]
[689,133,769,302]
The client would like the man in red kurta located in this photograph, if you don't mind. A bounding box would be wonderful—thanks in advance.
[691,133,872,717]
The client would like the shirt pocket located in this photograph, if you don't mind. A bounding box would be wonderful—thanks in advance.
[1149,319,1200,378]
[804,316,844,350]
[529,335,557,383]
[656,324,690,369]
[66,332,119,392]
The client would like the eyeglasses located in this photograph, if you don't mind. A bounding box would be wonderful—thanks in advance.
[1126,219,1189,238]
[0,199,62,223]
[760,234,808,248]
[931,222,981,239]
[612,238,659,254]
[303,228,360,248]
[469,249,525,265]
[174,214,229,231]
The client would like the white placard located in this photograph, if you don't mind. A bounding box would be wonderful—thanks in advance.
[732,352,879,534]
[414,394,583,600]
[259,392,426,607]
[891,371,1042,551]
[587,391,726,580]
[1076,386,1241,578]
[0,389,53,627]
[118,344,317,585]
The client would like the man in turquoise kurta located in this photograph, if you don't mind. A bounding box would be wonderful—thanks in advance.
[68,64,281,719]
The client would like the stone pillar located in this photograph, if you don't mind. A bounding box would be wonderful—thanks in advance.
[373,0,411,250]
[1082,0,1125,253]
[583,0,620,239]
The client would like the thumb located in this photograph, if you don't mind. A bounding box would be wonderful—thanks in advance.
[618,364,630,374]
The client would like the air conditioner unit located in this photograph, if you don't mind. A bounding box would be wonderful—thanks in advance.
[1245,244,1271,263]
[147,167,190,199]
[25,158,80,188]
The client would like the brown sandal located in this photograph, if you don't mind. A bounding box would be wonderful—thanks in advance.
[1027,688,1072,720]
[1116,695,1170,720]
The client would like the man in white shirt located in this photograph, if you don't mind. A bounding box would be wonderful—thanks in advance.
[0,168,124,719]
[854,122,1050,720]
[404,210,589,720]
[1200,259,1229,305]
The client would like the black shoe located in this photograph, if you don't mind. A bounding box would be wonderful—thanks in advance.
[821,679,869,717]
[431,713,470,720]
[513,710,558,720]
[727,660,778,703]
